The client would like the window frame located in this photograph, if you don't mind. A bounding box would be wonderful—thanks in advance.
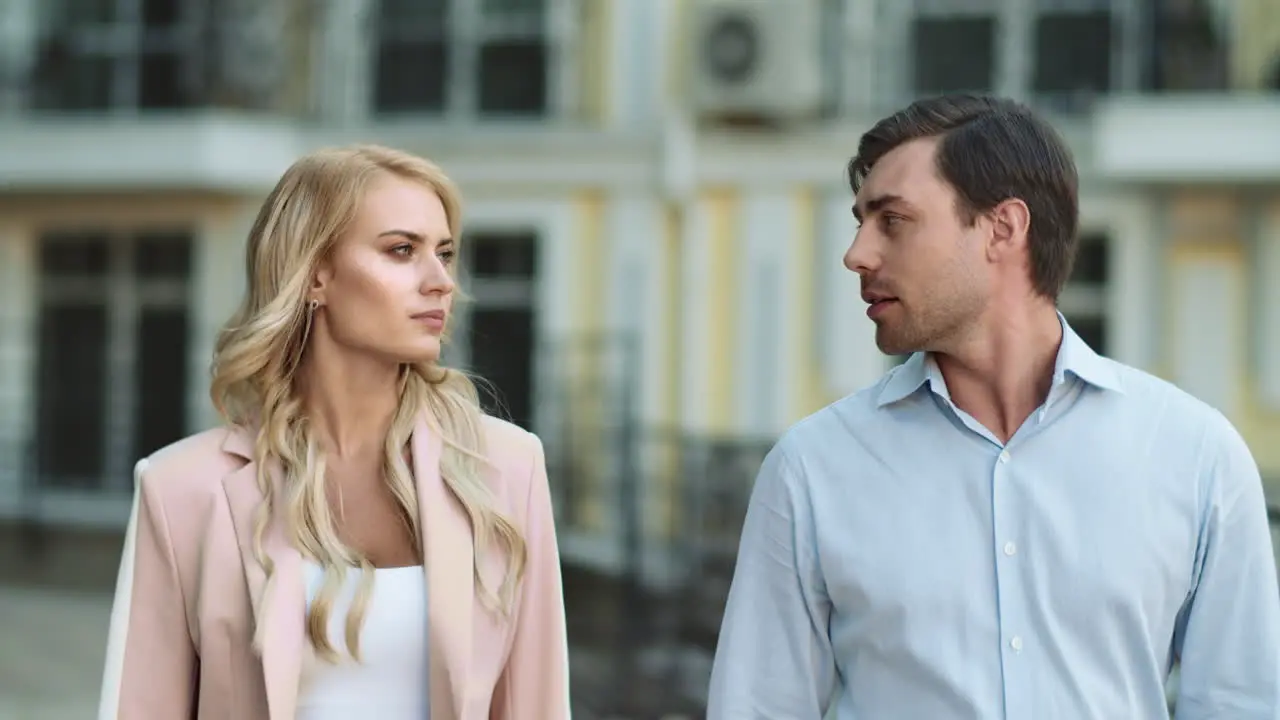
[368,0,578,121]
[33,0,208,113]
[32,227,194,500]
[853,0,1144,111]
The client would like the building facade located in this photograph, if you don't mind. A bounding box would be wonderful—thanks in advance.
[0,0,1277,582]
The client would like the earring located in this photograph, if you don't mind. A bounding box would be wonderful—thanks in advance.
[308,299,319,313]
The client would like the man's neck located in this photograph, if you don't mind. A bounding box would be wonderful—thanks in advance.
[934,303,1063,443]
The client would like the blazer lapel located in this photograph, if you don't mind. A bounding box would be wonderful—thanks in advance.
[413,419,473,718]
[220,428,305,720]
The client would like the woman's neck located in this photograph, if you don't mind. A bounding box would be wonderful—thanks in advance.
[296,346,401,459]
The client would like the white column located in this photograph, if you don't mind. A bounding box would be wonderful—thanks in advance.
[608,0,664,128]
[605,194,666,425]
[1258,202,1280,411]
[877,0,916,108]
[1170,251,1246,419]
[1106,193,1160,371]
[818,188,884,397]
[190,204,254,431]
[312,0,375,123]
[735,188,791,436]
[833,0,879,113]
[0,223,33,517]
[0,0,38,112]
[998,0,1034,100]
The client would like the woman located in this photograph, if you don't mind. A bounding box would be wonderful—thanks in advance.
[97,145,570,719]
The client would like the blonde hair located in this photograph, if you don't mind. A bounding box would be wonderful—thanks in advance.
[209,144,526,662]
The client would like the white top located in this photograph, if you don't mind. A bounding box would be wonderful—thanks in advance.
[296,562,428,720]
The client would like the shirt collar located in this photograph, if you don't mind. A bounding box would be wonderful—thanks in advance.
[876,312,1124,408]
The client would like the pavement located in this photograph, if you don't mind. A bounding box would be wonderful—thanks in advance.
[0,586,111,720]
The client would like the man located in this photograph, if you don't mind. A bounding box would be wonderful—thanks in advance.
[706,95,1280,719]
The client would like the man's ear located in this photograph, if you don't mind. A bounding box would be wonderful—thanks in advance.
[985,197,1031,263]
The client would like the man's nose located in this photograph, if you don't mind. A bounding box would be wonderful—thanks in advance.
[843,230,876,276]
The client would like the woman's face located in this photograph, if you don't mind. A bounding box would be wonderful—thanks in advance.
[309,173,457,365]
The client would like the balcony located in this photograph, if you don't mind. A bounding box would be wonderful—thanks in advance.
[1094,94,1280,183]
[1090,0,1280,182]
[0,0,596,193]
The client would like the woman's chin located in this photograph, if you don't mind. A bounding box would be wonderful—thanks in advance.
[397,338,442,365]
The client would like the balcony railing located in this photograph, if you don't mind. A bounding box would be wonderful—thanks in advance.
[0,8,305,117]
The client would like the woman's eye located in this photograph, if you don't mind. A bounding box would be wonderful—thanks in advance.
[438,250,455,264]
[391,244,414,257]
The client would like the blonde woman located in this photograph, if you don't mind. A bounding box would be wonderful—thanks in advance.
[97,145,570,719]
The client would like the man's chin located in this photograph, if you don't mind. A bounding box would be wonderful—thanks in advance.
[874,328,918,357]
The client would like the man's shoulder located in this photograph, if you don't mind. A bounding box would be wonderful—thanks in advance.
[772,375,895,463]
[1101,359,1240,435]
[1096,357,1255,470]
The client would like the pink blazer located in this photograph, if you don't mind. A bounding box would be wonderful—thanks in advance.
[97,415,571,719]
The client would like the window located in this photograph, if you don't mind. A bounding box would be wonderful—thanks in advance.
[30,0,209,111]
[33,229,193,492]
[911,15,996,95]
[1061,233,1110,356]
[373,0,551,117]
[456,232,539,430]
[908,1,998,96]
[1033,10,1113,112]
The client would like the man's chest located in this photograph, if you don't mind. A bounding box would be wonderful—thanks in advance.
[809,439,1203,654]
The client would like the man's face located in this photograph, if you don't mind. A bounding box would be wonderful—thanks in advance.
[844,138,991,355]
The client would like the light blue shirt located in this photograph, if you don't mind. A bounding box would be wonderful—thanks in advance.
[707,318,1280,719]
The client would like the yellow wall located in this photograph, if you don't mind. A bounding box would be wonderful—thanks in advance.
[704,188,740,433]
[1163,192,1280,485]
[1230,0,1280,90]
[576,0,613,124]
[789,186,830,421]
[567,189,609,531]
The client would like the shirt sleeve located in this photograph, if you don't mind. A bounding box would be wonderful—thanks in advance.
[1171,418,1280,719]
[706,442,837,719]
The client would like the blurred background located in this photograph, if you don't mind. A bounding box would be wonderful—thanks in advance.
[1,0,1279,718]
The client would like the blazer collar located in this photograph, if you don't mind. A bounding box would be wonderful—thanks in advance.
[219,417,475,719]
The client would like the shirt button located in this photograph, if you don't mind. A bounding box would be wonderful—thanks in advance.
[1003,541,1017,556]
[998,450,1011,464]
[1010,636,1023,652]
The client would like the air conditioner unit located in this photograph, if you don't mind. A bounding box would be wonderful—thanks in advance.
[690,0,825,121]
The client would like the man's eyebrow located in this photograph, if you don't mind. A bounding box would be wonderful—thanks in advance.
[852,193,904,223]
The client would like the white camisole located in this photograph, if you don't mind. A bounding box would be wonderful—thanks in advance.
[296,562,428,720]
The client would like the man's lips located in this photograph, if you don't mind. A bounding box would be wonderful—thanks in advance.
[865,297,899,319]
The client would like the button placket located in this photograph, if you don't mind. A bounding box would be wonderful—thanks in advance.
[992,444,1029,715]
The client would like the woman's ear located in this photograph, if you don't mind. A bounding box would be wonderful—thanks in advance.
[309,263,332,306]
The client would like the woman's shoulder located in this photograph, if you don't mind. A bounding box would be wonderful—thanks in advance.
[478,415,543,460]
[478,415,546,487]
[134,426,249,498]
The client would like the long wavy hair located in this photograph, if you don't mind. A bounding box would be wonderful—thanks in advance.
[209,145,526,662]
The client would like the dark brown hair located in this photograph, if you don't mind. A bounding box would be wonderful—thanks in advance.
[847,94,1079,300]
